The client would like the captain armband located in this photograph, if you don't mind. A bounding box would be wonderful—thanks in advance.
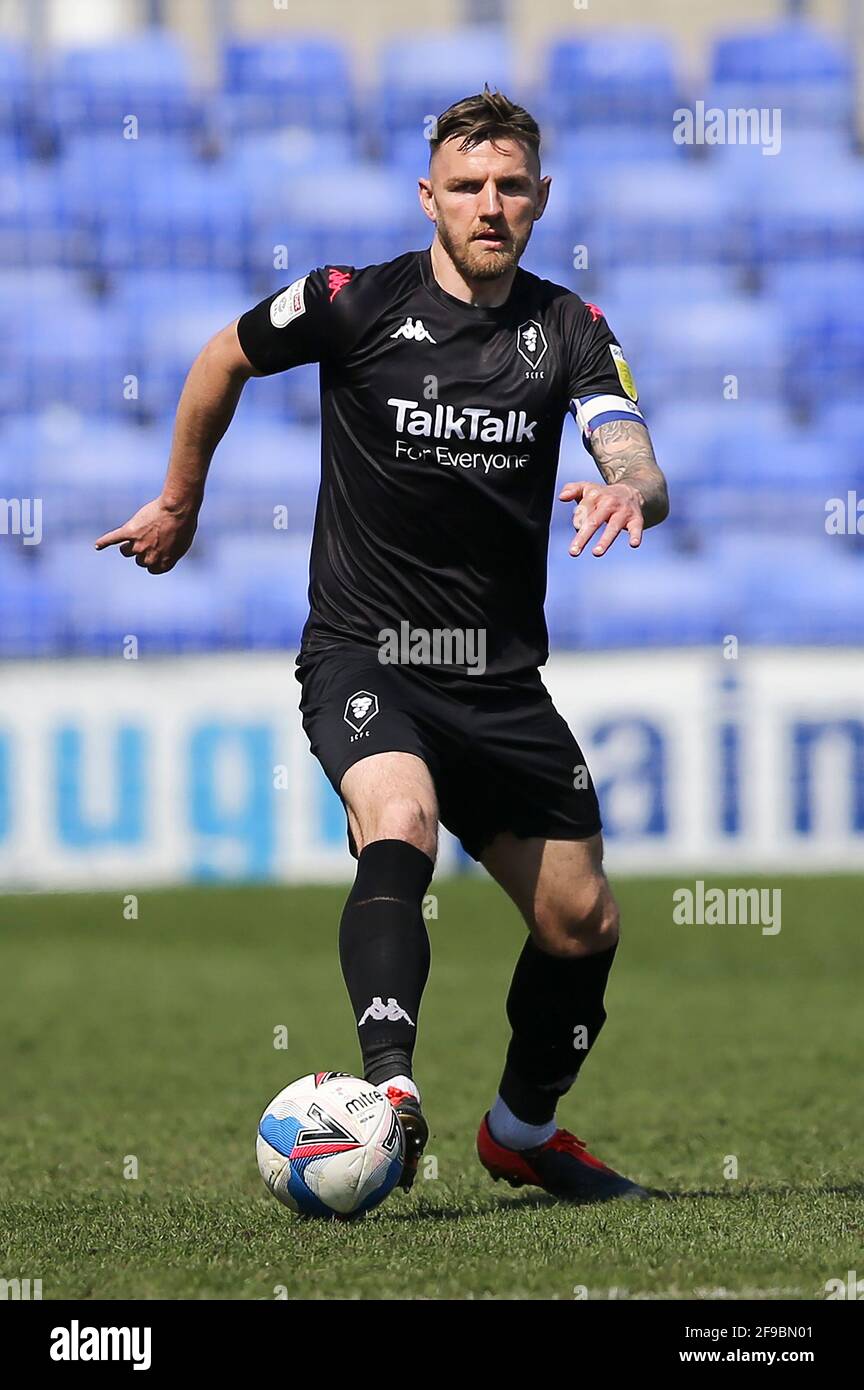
[569,394,646,447]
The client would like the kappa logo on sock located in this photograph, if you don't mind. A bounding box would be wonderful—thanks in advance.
[358,996,415,1027]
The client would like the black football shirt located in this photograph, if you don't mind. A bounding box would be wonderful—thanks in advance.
[236,248,644,678]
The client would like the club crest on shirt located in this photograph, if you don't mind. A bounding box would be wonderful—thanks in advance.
[516,320,548,374]
[343,690,379,734]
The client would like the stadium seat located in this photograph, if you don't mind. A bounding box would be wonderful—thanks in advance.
[204,534,312,649]
[586,163,746,270]
[126,281,250,417]
[708,536,864,643]
[44,540,242,654]
[0,550,66,656]
[241,363,322,426]
[57,134,207,221]
[43,30,204,138]
[222,130,359,209]
[594,264,744,310]
[13,411,170,534]
[646,403,849,535]
[220,36,356,136]
[376,29,514,144]
[98,161,255,273]
[205,420,320,533]
[709,22,854,130]
[258,164,424,273]
[640,298,784,406]
[0,163,99,269]
[539,31,682,131]
[766,260,864,412]
[43,30,205,141]
[814,401,864,448]
[546,544,737,648]
[749,162,864,270]
[6,295,138,416]
[0,41,28,138]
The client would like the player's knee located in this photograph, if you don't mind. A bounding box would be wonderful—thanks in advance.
[532,882,619,958]
[367,796,437,858]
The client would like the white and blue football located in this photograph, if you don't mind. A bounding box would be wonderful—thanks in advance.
[256,1072,404,1219]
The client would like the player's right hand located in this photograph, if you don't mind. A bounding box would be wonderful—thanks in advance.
[94,496,198,574]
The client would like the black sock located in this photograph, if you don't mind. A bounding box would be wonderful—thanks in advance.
[497,938,618,1125]
[339,839,434,1088]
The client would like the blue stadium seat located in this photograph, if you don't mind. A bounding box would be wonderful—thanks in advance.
[814,400,864,445]
[586,163,745,269]
[546,544,737,648]
[646,402,793,489]
[31,413,169,532]
[0,163,99,269]
[220,36,355,135]
[766,260,864,411]
[543,125,685,170]
[258,164,424,273]
[57,134,205,221]
[709,22,854,129]
[43,541,240,654]
[539,31,682,131]
[206,420,320,533]
[709,536,864,643]
[125,280,249,415]
[646,404,851,534]
[98,162,254,272]
[0,551,66,656]
[640,297,783,406]
[749,161,864,269]
[5,294,137,415]
[43,30,203,138]
[706,129,858,194]
[205,534,312,648]
[0,41,28,138]
[222,130,358,209]
[593,264,744,310]
[376,29,513,142]
[241,364,321,426]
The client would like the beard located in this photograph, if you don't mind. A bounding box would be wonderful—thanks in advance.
[436,217,528,282]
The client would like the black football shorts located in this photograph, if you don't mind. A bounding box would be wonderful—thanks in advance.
[296,643,602,861]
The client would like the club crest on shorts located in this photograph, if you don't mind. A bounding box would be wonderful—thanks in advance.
[343,690,379,733]
[516,320,548,370]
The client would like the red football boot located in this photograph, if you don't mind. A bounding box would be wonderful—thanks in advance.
[477,1113,650,1203]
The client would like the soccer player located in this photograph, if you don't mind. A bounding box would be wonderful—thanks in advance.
[96,91,669,1202]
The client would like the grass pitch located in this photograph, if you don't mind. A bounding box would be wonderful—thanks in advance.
[1,874,861,1300]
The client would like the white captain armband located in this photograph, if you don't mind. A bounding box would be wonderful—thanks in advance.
[570,394,645,447]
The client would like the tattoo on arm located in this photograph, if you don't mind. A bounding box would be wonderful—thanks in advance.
[588,419,669,526]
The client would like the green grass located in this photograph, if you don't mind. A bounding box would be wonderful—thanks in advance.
[1,875,861,1300]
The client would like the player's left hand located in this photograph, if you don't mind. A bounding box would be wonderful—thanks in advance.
[559,480,644,557]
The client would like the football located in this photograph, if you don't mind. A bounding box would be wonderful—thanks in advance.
[256,1072,404,1219]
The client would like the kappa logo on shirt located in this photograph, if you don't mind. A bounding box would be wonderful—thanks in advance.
[328,268,352,302]
[390,316,437,344]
